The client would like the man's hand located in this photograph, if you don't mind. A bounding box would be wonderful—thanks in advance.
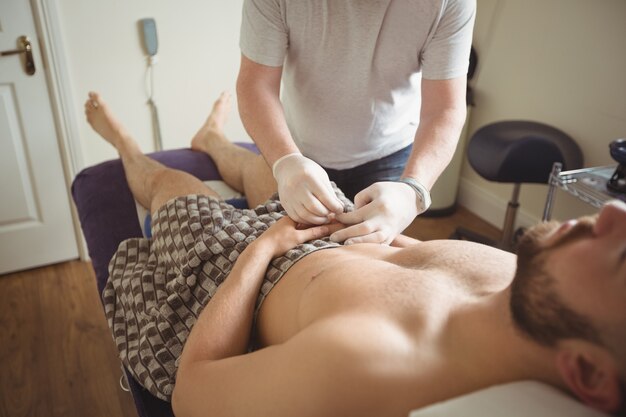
[331,182,420,245]
[255,217,345,258]
[273,154,345,225]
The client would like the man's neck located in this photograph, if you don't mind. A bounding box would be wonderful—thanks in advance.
[445,287,568,391]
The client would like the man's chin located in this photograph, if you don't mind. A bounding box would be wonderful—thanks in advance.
[516,221,562,256]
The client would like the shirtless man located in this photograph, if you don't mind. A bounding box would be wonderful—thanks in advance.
[85,92,625,417]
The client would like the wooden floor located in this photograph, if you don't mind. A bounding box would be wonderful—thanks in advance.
[0,261,138,417]
[0,206,499,417]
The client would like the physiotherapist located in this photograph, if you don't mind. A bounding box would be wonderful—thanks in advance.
[236,0,476,244]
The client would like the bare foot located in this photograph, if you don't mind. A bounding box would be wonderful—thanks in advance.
[84,92,135,151]
[191,91,232,153]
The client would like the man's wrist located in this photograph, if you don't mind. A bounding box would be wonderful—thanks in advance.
[396,177,432,214]
[247,238,276,260]
[271,153,303,178]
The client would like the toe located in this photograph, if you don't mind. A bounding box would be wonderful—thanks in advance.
[88,91,101,108]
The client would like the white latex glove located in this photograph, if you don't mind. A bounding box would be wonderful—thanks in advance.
[272,154,345,224]
[331,182,419,245]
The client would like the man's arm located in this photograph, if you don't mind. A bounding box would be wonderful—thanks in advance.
[402,77,468,188]
[175,217,341,369]
[333,77,467,245]
[173,314,405,417]
[173,218,352,417]
[236,55,297,166]
[237,55,344,224]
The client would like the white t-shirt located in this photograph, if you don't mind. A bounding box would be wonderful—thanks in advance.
[240,0,476,169]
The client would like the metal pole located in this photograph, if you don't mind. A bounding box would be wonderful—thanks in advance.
[542,162,562,221]
[148,98,163,151]
[500,183,521,250]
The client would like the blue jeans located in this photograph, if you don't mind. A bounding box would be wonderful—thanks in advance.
[323,144,413,202]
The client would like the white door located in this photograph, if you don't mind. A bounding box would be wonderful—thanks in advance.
[0,0,78,274]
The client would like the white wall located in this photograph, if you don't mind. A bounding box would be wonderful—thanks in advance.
[57,0,249,168]
[461,0,626,226]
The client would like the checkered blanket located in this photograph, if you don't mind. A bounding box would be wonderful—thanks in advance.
[103,190,351,401]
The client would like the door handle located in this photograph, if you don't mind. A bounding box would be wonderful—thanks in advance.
[1,36,36,75]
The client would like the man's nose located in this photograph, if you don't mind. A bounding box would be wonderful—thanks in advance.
[594,200,626,236]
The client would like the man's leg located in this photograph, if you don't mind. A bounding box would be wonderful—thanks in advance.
[190,92,277,207]
[84,92,218,213]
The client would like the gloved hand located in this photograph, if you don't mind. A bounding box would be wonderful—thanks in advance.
[273,154,345,224]
[331,181,420,245]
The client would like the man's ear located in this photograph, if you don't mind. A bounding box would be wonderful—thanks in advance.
[556,342,623,414]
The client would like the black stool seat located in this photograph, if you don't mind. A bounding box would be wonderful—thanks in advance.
[454,120,583,251]
[468,120,583,183]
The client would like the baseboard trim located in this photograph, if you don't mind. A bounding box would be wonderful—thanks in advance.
[457,178,540,231]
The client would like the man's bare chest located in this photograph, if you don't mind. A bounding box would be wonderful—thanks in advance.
[256,246,459,345]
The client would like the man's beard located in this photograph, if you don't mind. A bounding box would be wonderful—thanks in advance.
[509,217,603,347]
